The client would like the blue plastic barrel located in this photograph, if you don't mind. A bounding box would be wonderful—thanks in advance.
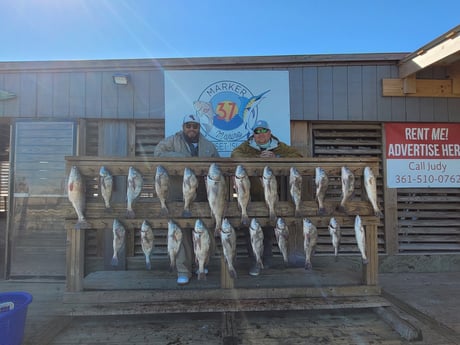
[0,292,33,345]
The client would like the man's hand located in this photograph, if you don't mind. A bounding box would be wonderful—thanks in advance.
[260,150,275,158]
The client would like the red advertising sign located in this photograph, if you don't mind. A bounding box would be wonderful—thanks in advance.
[385,123,460,188]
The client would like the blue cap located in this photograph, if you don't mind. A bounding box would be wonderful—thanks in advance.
[252,119,270,131]
[183,114,200,124]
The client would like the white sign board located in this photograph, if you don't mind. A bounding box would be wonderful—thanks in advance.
[164,70,290,157]
[385,123,460,188]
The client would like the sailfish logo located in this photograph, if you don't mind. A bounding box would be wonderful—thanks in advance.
[241,89,270,131]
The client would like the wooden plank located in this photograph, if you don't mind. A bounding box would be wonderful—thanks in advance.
[65,295,391,316]
[383,78,458,97]
[364,224,378,285]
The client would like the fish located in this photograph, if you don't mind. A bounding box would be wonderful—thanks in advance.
[205,163,227,236]
[0,89,16,101]
[249,218,264,270]
[140,220,154,270]
[221,218,237,279]
[155,165,170,216]
[315,167,329,215]
[167,219,183,273]
[289,167,302,217]
[274,217,289,266]
[192,219,212,280]
[233,164,251,226]
[328,217,341,261]
[262,166,278,223]
[193,100,214,131]
[303,218,318,270]
[354,215,368,264]
[182,167,198,217]
[67,165,88,229]
[111,219,126,266]
[363,166,383,217]
[126,166,143,218]
[338,166,355,213]
[99,166,113,211]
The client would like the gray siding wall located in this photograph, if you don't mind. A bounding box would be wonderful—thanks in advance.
[1,61,459,122]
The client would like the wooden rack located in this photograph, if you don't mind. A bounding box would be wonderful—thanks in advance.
[64,156,383,315]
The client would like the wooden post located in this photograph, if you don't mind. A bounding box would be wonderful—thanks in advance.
[66,228,85,292]
[220,252,234,289]
[363,224,378,285]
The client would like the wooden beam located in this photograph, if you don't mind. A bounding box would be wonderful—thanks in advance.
[449,61,460,94]
[399,30,460,78]
[382,78,459,97]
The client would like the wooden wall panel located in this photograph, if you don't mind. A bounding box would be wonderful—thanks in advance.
[101,72,117,118]
[362,66,378,120]
[317,67,333,120]
[332,66,348,121]
[132,71,150,119]
[85,72,102,118]
[376,65,392,121]
[302,67,319,120]
[53,73,70,117]
[117,81,134,119]
[37,73,53,117]
[149,70,165,119]
[69,72,86,118]
[1,74,20,117]
[288,67,303,120]
[20,73,37,117]
[348,66,363,120]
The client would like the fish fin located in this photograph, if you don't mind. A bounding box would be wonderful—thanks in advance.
[160,206,169,216]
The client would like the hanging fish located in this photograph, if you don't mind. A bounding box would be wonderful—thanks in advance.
[167,219,183,273]
[233,164,251,226]
[67,166,88,229]
[337,166,355,213]
[315,167,329,215]
[363,166,383,217]
[140,220,154,270]
[354,215,368,264]
[274,217,289,266]
[221,218,237,279]
[303,218,318,270]
[205,163,226,236]
[182,167,198,217]
[99,166,113,211]
[155,165,170,216]
[262,166,278,223]
[328,217,341,261]
[192,219,212,280]
[249,218,264,271]
[289,167,302,217]
[126,166,143,218]
[111,219,126,266]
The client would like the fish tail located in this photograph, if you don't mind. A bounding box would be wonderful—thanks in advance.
[160,205,169,216]
[241,214,250,226]
[111,255,119,266]
[182,209,192,218]
[126,209,135,219]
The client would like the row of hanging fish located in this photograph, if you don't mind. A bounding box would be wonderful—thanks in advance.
[67,163,382,231]
[109,214,368,277]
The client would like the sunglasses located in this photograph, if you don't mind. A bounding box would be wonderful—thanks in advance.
[254,128,269,134]
[185,123,199,129]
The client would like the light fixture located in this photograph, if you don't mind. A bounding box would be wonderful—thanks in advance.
[113,73,129,85]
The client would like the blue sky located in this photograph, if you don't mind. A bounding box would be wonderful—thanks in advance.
[1,0,459,61]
